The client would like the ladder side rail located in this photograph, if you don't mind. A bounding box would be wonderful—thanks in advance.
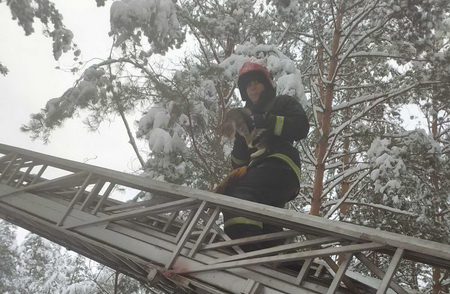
[2,143,450,268]
[0,199,305,294]
[2,144,450,292]
[0,186,422,294]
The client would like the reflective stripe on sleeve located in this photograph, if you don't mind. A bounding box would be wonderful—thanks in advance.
[224,217,263,229]
[268,153,301,184]
[274,116,285,136]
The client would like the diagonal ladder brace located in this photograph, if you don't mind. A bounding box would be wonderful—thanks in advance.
[63,198,200,229]
[0,171,91,199]
[174,242,387,274]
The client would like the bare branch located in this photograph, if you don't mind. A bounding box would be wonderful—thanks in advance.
[321,164,370,198]
[347,51,427,62]
[324,172,370,219]
[323,200,419,217]
[337,1,381,55]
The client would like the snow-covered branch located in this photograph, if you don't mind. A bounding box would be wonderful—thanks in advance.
[316,31,333,58]
[299,141,317,166]
[333,12,391,82]
[337,0,381,56]
[323,200,419,217]
[332,81,420,113]
[324,172,370,219]
[321,164,370,198]
[113,93,146,169]
[347,51,427,61]
[322,82,420,163]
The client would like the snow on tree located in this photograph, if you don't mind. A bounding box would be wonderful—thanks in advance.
[15,233,75,293]
[110,0,183,54]
[0,220,18,294]
[10,231,156,293]
[16,0,450,291]
[280,0,450,218]
[0,0,79,68]
[0,61,9,76]
[20,0,450,231]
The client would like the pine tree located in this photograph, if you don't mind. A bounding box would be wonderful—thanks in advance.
[0,220,18,294]
[12,0,450,290]
[0,0,79,72]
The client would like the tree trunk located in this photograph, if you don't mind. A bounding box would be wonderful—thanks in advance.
[339,93,351,218]
[114,271,120,294]
[431,112,445,294]
[338,101,350,265]
[433,267,442,294]
[311,3,343,216]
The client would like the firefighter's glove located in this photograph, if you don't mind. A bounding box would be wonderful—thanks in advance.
[247,113,271,130]
[233,133,249,153]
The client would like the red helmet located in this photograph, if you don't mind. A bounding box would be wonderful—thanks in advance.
[237,61,275,101]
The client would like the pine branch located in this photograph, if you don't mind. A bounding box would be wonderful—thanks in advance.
[324,174,370,219]
[323,200,419,217]
[115,97,146,169]
[347,51,427,62]
[321,164,370,198]
[334,10,391,82]
[337,0,381,56]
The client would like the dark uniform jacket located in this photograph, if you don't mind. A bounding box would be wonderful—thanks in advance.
[230,94,309,184]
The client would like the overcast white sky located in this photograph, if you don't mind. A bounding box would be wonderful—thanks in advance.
[0,1,142,173]
[0,1,426,172]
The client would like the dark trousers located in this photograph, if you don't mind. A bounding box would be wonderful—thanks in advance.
[223,159,299,252]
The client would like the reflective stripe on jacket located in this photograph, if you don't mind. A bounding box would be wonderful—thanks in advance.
[224,216,263,229]
[231,94,309,173]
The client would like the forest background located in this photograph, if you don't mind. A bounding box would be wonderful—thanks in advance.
[1,0,449,293]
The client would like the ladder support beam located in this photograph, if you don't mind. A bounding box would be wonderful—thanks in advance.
[178,242,386,274]
[354,252,409,294]
[166,201,207,269]
[326,253,354,294]
[376,248,405,294]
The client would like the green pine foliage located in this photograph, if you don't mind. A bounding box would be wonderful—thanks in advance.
[0,220,18,294]
[3,0,450,292]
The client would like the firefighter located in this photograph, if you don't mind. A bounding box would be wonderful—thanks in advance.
[222,61,309,252]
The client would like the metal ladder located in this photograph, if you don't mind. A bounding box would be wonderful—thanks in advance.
[0,143,449,294]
